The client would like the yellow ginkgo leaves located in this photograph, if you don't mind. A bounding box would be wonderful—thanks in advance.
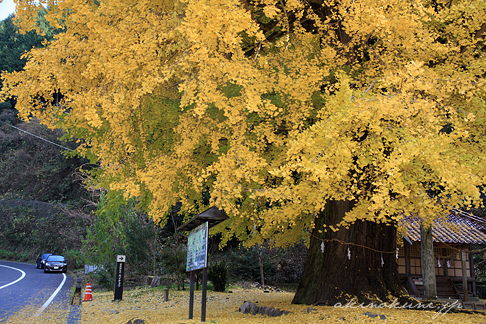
[1,0,486,246]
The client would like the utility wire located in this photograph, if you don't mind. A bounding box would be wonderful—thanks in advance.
[0,120,73,151]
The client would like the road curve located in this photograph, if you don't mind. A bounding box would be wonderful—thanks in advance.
[0,260,74,322]
[0,264,26,290]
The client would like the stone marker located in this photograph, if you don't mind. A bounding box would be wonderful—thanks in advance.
[239,301,290,317]
[150,276,161,288]
[475,303,486,310]
[363,312,386,320]
[126,320,145,324]
[463,302,475,310]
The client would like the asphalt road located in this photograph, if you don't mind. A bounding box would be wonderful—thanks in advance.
[0,260,75,323]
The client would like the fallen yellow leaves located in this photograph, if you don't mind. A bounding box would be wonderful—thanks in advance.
[3,300,70,324]
[75,287,486,324]
[3,286,485,323]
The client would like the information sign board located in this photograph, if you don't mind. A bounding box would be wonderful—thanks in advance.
[186,222,208,272]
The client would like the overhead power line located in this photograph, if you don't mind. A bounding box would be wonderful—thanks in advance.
[0,120,73,151]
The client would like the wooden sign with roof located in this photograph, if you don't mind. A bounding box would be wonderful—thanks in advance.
[177,206,228,322]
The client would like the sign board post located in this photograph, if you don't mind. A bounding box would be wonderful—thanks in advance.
[201,266,207,321]
[114,255,126,301]
[186,222,208,321]
[177,206,229,323]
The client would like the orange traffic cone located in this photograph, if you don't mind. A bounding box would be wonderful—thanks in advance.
[83,283,93,301]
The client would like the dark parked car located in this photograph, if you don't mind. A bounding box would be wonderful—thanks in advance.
[44,255,67,273]
[36,253,52,269]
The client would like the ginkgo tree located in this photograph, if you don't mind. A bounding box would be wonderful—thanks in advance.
[1,0,486,305]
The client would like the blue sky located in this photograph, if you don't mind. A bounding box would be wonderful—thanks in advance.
[0,0,16,21]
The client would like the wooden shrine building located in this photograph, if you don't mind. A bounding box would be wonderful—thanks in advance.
[398,208,486,299]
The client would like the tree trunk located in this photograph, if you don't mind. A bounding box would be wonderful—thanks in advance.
[292,200,407,305]
[257,244,265,288]
[420,224,437,299]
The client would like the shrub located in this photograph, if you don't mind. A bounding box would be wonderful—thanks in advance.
[0,249,27,261]
[19,252,29,262]
[208,261,228,292]
[63,249,85,270]
[0,250,10,259]
[4,250,15,260]
[0,101,12,111]
[226,247,275,283]
[160,232,187,290]
[93,262,116,290]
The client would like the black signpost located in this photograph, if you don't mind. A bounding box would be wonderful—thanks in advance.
[177,206,228,323]
[114,255,126,301]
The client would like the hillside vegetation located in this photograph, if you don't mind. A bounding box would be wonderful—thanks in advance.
[0,11,93,260]
[0,113,93,260]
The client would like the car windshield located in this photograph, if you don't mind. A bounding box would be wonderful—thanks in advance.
[42,254,52,259]
[47,256,65,262]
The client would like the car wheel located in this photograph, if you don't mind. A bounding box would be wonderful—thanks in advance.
[44,268,47,273]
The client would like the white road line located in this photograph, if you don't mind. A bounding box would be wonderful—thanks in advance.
[34,273,67,317]
[0,265,26,290]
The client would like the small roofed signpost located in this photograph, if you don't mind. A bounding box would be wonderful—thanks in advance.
[177,206,228,322]
[187,222,208,321]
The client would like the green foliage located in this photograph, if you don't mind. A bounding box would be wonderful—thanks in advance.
[159,232,187,290]
[19,252,29,262]
[123,209,162,276]
[225,246,275,283]
[0,249,16,260]
[0,249,29,262]
[0,11,91,263]
[0,9,59,74]
[0,101,12,111]
[93,262,117,290]
[208,261,228,292]
[0,120,89,204]
[82,193,126,284]
[63,249,85,270]
[0,199,90,258]
[217,242,308,285]
[83,192,168,287]
[138,95,181,157]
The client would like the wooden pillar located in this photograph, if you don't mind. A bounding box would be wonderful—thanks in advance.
[201,267,207,322]
[420,224,437,299]
[164,288,169,302]
[469,244,476,296]
[189,271,195,319]
[404,240,411,278]
[462,251,469,301]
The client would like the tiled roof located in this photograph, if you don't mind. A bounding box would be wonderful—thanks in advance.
[402,208,486,244]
